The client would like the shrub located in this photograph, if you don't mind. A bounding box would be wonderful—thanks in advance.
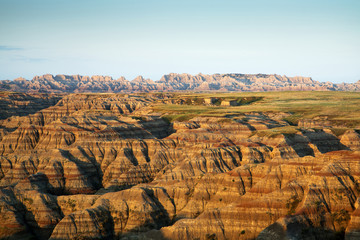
[286,195,301,215]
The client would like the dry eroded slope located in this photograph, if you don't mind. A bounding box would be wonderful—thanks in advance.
[0,92,360,240]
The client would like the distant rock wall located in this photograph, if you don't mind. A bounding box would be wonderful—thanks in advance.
[1,73,359,93]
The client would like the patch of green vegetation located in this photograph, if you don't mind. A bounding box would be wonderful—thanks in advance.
[235,96,263,105]
[330,128,349,137]
[23,197,33,205]
[179,97,206,105]
[254,126,299,138]
[205,233,217,240]
[162,114,196,123]
[67,199,76,211]
[330,209,350,225]
[216,118,233,123]
[152,92,360,128]
[131,116,147,121]
[193,97,205,105]
[212,98,222,106]
[283,113,303,126]
[286,195,301,215]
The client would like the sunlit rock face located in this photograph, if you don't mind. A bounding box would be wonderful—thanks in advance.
[0,92,360,240]
[1,73,360,93]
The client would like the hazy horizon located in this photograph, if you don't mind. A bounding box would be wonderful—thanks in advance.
[1,0,359,83]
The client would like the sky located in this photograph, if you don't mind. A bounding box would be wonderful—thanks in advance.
[0,0,359,83]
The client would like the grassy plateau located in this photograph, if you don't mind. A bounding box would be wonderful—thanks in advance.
[152,91,360,128]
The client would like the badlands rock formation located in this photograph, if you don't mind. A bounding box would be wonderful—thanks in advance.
[0,92,61,120]
[0,92,360,239]
[1,73,360,93]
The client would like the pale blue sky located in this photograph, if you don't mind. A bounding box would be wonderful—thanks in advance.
[0,0,359,83]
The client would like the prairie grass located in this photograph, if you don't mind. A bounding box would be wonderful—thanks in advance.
[252,126,299,138]
[330,128,349,137]
[152,91,360,126]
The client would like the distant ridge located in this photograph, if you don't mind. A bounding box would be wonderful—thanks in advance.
[1,73,359,93]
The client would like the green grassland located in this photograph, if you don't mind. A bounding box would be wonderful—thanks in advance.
[152,91,360,127]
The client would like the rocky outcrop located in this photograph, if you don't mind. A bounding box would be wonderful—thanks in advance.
[0,92,360,239]
[1,73,360,93]
[50,187,175,239]
[341,130,360,151]
[0,92,61,120]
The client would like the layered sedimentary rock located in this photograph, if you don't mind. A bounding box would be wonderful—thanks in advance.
[1,73,360,93]
[0,92,61,120]
[0,92,360,240]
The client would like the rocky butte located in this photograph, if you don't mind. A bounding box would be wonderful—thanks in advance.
[0,76,360,240]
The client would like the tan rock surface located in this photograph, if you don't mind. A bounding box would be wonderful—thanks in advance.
[0,92,359,239]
